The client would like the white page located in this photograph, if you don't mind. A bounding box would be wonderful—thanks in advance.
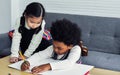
[8,59,94,75]
[42,64,94,75]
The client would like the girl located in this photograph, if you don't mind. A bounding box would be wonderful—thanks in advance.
[21,19,82,74]
[10,2,51,63]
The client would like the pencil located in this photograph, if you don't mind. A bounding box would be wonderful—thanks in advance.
[19,50,25,60]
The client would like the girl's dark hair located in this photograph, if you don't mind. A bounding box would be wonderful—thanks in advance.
[19,2,45,34]
[50,19,81,46]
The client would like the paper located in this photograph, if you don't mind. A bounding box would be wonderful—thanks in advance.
[8,59,94,75]
[8,59,56,72]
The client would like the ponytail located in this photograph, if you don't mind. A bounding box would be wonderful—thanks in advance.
[18,12,25,33]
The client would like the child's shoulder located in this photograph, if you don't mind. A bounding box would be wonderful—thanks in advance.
[71,45,81,51]
[73,45,80,48]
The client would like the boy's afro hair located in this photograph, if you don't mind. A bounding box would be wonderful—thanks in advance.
[50,18,81,46]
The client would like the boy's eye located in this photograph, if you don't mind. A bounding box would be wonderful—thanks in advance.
[57,47,62,50]
[53,45,63,50]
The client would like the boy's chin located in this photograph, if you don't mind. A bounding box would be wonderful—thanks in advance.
[56,52,63,55]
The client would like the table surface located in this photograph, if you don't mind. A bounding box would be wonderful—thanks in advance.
[0,56,120,75]
[0,56,33,75]
[90,68,120,75]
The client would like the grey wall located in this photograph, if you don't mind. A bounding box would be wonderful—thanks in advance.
[11,0,20,29]
[20,0,120,18]
[0,0,11,34]
[1,0,120,33]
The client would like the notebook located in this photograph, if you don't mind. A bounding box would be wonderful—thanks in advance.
[8,59,94,75]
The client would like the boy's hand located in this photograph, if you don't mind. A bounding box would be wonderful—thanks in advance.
[9,57,19,63]
[31,64,51,74]
[21,61,30,71]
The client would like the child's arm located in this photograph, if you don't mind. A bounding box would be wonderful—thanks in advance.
[24,20,45,57]
[29,45,81,73]
[10,18,22,63]
[11,18,21,57]
[50,45,81,70]
[31,63,51,74]
[26,45,53,66]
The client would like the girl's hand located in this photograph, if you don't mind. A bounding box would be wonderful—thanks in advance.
[21,61,30,71]
[31,64,51,74]
[9,57,19,63]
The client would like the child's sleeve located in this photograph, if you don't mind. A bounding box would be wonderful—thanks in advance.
[50,45,81,70]
[24,20,45,57]
[11,18,22,57]
[27,45,53,65]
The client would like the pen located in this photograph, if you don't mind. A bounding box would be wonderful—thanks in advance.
[19,50,25,60]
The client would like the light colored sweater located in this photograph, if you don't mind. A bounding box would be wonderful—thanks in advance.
[27,45,81,70]
[11,18,45,57]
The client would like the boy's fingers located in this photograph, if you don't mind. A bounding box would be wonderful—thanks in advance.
[21,65,28,71]
[21,62,30,71]
[32,67,43,73]
[25,64,30,69]
[31,66,38,72]
[32,69,41,74]
[24,61,30,67]
[21,61,30,71]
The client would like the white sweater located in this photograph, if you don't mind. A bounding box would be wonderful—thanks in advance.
[27,45,81,70]
[11,18,45,57]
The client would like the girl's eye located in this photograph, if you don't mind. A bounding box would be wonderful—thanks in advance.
[30,21,41,25]
[37,22,41,24]
[30,21,34,23]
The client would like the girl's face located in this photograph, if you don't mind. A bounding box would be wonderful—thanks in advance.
[26,16,42,29]
[53,41,73,55]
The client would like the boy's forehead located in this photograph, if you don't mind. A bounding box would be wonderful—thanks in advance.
[53,41,67,47]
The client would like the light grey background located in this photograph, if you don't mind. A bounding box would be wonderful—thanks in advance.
[0,0,11,33]
[1,0,120,33]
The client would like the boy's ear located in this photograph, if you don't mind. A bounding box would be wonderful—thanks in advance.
[68,45,73,49]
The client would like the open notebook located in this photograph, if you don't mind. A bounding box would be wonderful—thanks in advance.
[8,59,94,75]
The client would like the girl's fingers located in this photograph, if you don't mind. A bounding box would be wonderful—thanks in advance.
[18,56,22,61]
[10,57,19,63]
[14,58,18,62]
